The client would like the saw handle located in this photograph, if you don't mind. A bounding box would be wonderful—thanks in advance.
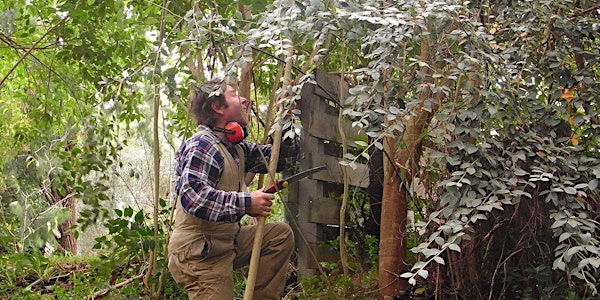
[264,180,289,193]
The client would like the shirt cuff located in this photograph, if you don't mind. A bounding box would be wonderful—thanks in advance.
[241,192,252,215]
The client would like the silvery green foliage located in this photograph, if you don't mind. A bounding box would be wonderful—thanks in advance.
[260,1,599,292]
[298,0,598,293]
[181,0,599,294]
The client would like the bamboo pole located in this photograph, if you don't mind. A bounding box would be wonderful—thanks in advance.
[145,0,168,295]
[243,37,294,300]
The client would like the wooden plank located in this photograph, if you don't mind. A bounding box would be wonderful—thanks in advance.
[313,69,349,102]
[298,91,321,139]
[310,154,369,188]
[301,70,365,146]
[306,103,363,144]
[289,152,368,188]
[293,69,372,275]
[309,196,340,225]
[291,134,324,275]
[293,180,320,274]
[305,98,337,143]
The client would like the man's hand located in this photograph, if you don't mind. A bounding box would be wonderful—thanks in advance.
[249,190,275,217]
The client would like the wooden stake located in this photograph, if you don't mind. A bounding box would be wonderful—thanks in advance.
[244,37,294,300]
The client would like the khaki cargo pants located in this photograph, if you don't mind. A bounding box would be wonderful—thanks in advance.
[168,221,294,300]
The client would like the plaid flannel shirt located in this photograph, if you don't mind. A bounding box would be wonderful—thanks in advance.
[174,125,299,222]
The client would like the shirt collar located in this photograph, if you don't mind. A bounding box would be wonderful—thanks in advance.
[197,124,231,146]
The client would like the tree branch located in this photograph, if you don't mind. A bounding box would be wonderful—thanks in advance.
[0,16,68,89]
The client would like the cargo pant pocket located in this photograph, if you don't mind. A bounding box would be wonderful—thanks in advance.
[185,235,210,261]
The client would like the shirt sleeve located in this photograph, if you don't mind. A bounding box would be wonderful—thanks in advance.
[242,134,299,173]
[175,136,252,222]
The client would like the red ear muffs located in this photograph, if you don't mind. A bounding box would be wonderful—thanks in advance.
[213,121,247,144]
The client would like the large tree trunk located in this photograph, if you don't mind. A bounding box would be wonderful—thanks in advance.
[378,136,408,298]
[378,30,444,298]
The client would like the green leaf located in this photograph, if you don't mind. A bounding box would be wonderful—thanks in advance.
[354,140,368,147]
[580,233,591,243]
[588,179,598,191]
[124,207,133,217]
[421,248,440,257]
[470,214,487,222]
[412,261,427,270]
[163,67,178,77]
[552,219,567,228]
[448,243,461,253]
[558,232,571,242]
[465,144,478,154]
[417,269,429,279]
[513,168,528,176]
[553,258,566,271]
[565,246,581,262]
[8,201,23,218]
[564,187,577,195]
[135,210,144,224]
[586,245,599,255]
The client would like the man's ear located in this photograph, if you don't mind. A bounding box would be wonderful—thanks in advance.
[211,102,224,116]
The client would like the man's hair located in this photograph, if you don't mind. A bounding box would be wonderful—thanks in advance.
[190,77,228,127]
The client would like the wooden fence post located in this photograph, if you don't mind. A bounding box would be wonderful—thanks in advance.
[286,70,369,275]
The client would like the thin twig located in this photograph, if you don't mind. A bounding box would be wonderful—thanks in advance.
[0,16,69,88]
[85,274,144,300]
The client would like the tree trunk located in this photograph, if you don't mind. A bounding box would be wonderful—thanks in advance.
[44,179,78,255]
[378,29,445,298]
[378,136,408,298]
[57,194,78,255]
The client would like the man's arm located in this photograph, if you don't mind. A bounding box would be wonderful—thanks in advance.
[242,135,299,173]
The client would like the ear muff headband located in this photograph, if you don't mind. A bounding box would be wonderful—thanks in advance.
[213,121,247,144]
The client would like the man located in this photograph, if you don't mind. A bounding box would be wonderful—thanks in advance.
[168,77,298,299]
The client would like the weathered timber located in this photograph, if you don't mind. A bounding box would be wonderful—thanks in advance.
[286,69,369,275]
